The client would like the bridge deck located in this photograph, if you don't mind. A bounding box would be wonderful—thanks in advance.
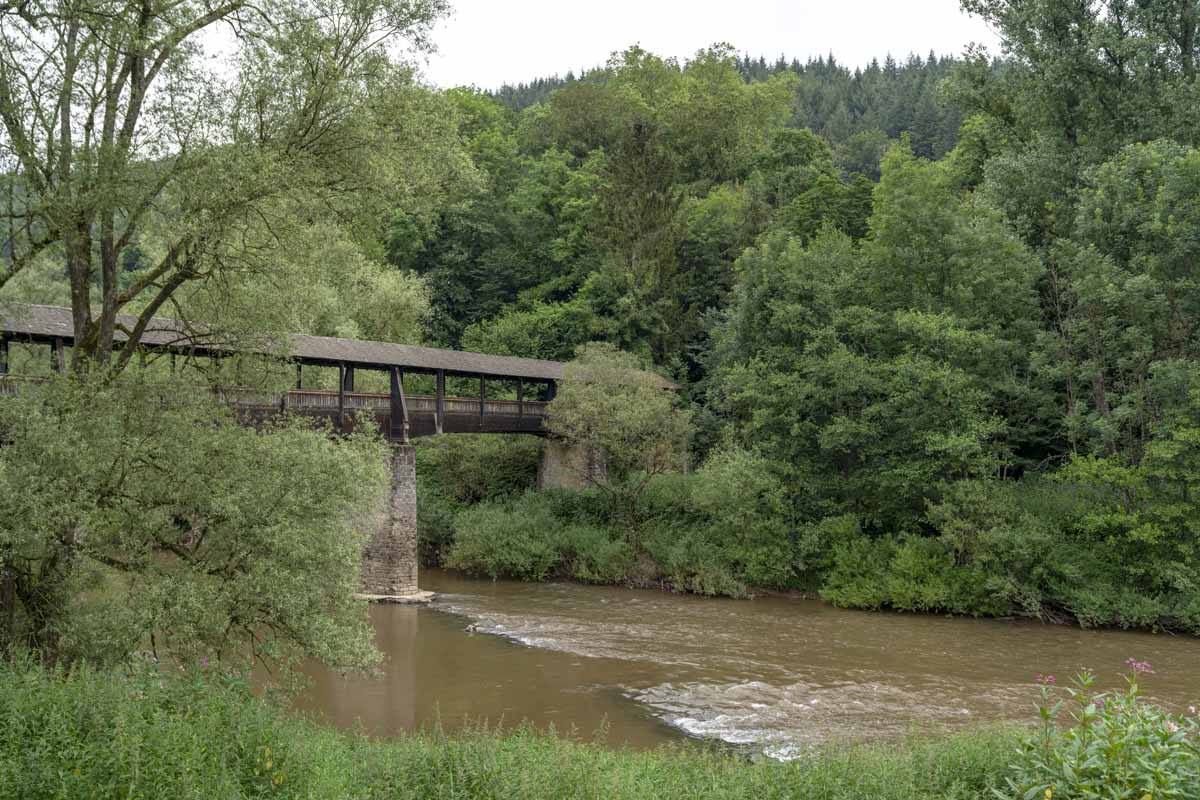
[0,379,547,438]
[235,389,548,437]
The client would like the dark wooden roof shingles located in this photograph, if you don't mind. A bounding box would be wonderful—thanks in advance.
[0,303,665,385]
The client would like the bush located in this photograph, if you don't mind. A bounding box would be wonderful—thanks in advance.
[445,497,562,581]
[445,491,635,584]
[441,446,800,598]
[557,524,635,584]
[417,435,541,566]
[417,435,541,506]
[1002,662,1200,799]
[820,535,897,609]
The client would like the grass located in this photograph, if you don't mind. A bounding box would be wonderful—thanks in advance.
[0,659,1021,800]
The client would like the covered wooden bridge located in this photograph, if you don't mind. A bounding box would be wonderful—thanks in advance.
[1,302,673,602]
[0,303,594,441]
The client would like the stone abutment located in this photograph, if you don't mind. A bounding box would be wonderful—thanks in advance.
[358,444,433,603]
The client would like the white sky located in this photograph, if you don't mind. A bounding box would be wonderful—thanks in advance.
[421,0,1001,90]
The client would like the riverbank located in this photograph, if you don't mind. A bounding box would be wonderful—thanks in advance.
[418,436,1200,636]
[0,659,1019,800]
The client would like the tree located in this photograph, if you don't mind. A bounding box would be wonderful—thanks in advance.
[545,343,690,528]
[0,374,388,669]
[460,299,596,361]
[0,0,450,369]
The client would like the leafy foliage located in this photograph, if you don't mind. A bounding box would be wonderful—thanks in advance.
[0,375,388,670]
[1003,666,1200,799]
[445,446,796,597]
[546,343,690,509]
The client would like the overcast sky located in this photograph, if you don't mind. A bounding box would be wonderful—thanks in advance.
[420,0,1002,89]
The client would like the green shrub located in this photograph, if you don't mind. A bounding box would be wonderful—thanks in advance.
[821,535,897,609]
[418,485,461,567]
[445,491,634,584]
[557,524,634,583]
[635,447,799,595]
[417,435,541,506]
[1002,663,1200,799]
[642,521,748,596]
[686,447,797,589]
[445,497,561,581]
[417,435,541,566]
[441,446,801,598]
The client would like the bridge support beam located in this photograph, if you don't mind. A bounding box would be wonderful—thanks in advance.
[435,371,445,435]
[537,439,607,490]
[358,444,433,603]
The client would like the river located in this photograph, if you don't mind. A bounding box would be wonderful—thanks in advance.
[298,569,1200,759]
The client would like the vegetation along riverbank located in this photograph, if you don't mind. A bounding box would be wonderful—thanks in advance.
[4,658,1198,799]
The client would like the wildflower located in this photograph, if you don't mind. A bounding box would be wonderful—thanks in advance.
[1166,721,1179,734]
[1044,788,1052,799]
[1035,674,1056,685]
[1189,706,1196,715]
[1125,658,1155,675]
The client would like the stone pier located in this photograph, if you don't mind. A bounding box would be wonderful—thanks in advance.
[358,444,434,603]
[537,439,607,490]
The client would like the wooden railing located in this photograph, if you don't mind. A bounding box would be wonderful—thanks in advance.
[0,377,550,435]
[274,390,548,418]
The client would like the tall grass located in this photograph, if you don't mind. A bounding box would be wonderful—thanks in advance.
[0,659,1018,799]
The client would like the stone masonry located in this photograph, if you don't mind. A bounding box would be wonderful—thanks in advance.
[536,439,608,490]
[359,444,432,602]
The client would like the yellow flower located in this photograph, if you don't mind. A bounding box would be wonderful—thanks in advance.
[1044,790,1052,800]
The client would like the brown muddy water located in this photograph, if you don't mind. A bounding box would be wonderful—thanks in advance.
[299,569,1200,759]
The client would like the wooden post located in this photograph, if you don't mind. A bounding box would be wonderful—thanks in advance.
[170,353,177,375]
[337,363,346,431]
[517,379,524,419]
[342,365,355,392]
[546,380,557,401]
[51,337,64,373]
[0,336,8,375]
[295,363,303,389]
[435,370,445,435]
[390,367,410,443]
[479,376,485,422]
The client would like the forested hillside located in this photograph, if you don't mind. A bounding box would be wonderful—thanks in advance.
[491,51,966,160]
[415,6,1200,631]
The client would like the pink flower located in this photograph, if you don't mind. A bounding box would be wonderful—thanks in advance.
[1035,674,1056,685]
[1125,658,1155,675]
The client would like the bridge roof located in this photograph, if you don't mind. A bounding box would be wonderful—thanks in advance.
[1,303,675,387]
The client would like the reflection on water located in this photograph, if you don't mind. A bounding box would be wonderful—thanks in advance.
[300,569,1200,757]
